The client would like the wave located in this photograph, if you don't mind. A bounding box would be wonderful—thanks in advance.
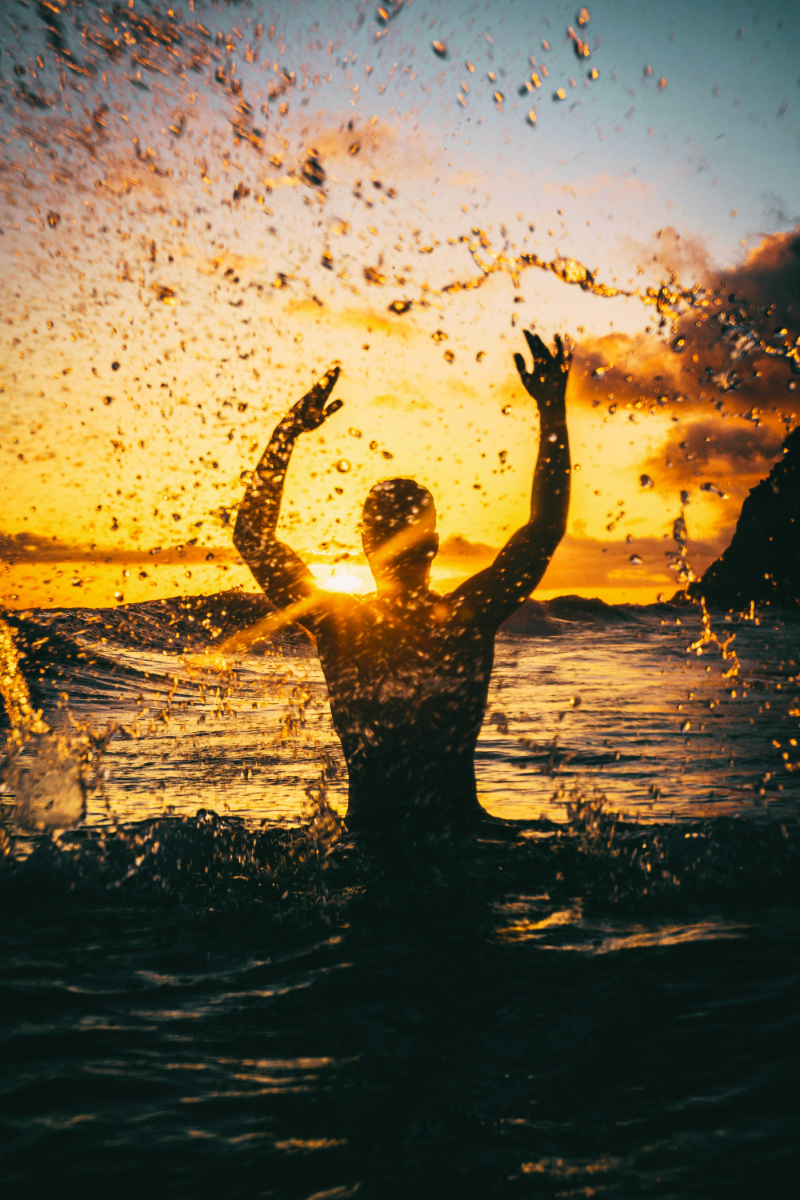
[502,595,649,635]
[0,590,316,719]
[4,799,798,920]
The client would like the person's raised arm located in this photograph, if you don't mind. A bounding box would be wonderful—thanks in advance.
[233,366,342,610]
[450,332,571,627]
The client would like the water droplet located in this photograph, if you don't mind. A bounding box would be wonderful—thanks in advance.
[111,361,120,371]
[476,351,485,362]
[47,212,60,228]
[336,459,351,473]
[389,299,412,314]
[381,449,394,460]
[348,428,362,438]
[639,474,654,489]
[103,396,113,406]
[629,554,643,565]
[444,350,455,363]
[700,481,728,498]
[432,329,448,341]
[502,404,512,415]
[302,150,325,188]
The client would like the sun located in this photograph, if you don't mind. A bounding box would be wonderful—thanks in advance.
[309,563,372,594]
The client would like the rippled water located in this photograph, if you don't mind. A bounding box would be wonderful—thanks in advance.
[1,596,799,1197]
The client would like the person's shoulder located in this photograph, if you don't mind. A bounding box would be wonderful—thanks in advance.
[437,585,496,632]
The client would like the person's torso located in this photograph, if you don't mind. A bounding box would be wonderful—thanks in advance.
[311,592,496,823]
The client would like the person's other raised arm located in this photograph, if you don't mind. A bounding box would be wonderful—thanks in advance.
[233,366,342,612]
[451,332,571,627]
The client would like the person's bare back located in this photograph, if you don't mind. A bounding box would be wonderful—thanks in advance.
[233,333,571,830]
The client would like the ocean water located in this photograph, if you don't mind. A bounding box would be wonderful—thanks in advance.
[1,595,798,1198]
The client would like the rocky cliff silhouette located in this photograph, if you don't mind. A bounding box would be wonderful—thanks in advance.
[690,426,800,609]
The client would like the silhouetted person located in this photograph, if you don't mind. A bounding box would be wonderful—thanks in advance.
[233,332,571,829]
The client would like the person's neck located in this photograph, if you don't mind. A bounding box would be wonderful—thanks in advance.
[375,574,432,605]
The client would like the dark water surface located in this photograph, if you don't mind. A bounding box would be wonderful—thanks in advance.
[1,597,799,1197]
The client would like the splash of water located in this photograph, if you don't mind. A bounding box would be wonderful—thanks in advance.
[430,233,800,380]
[0,618,49,744]
[0,618,119,832]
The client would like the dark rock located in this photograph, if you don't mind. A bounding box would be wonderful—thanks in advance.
[689,426,800,609]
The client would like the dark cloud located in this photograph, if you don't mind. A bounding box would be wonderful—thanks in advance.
[0,532,232,565]
[0,531,71,560]
[438,534,496,560]
[640,419,784,495]
[566,229,800,496]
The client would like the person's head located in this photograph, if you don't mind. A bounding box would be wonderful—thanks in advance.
[361,478,438,593]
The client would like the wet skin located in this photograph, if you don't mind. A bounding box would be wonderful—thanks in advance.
[233,333,571,829]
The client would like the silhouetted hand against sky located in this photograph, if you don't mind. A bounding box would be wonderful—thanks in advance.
[514,332,570,409]
[288,365,343,433]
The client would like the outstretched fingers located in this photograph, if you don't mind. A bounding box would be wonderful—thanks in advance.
[523,329,552,364]
[553,333,571,368]
[294,365,343,427]
[316,364,341,401]
[513,351,529,381]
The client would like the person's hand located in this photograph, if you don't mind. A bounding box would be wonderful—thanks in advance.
[514,332,570,406]
[288,366,343,432]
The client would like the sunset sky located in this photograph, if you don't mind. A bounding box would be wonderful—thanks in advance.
[1,0,798,607]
